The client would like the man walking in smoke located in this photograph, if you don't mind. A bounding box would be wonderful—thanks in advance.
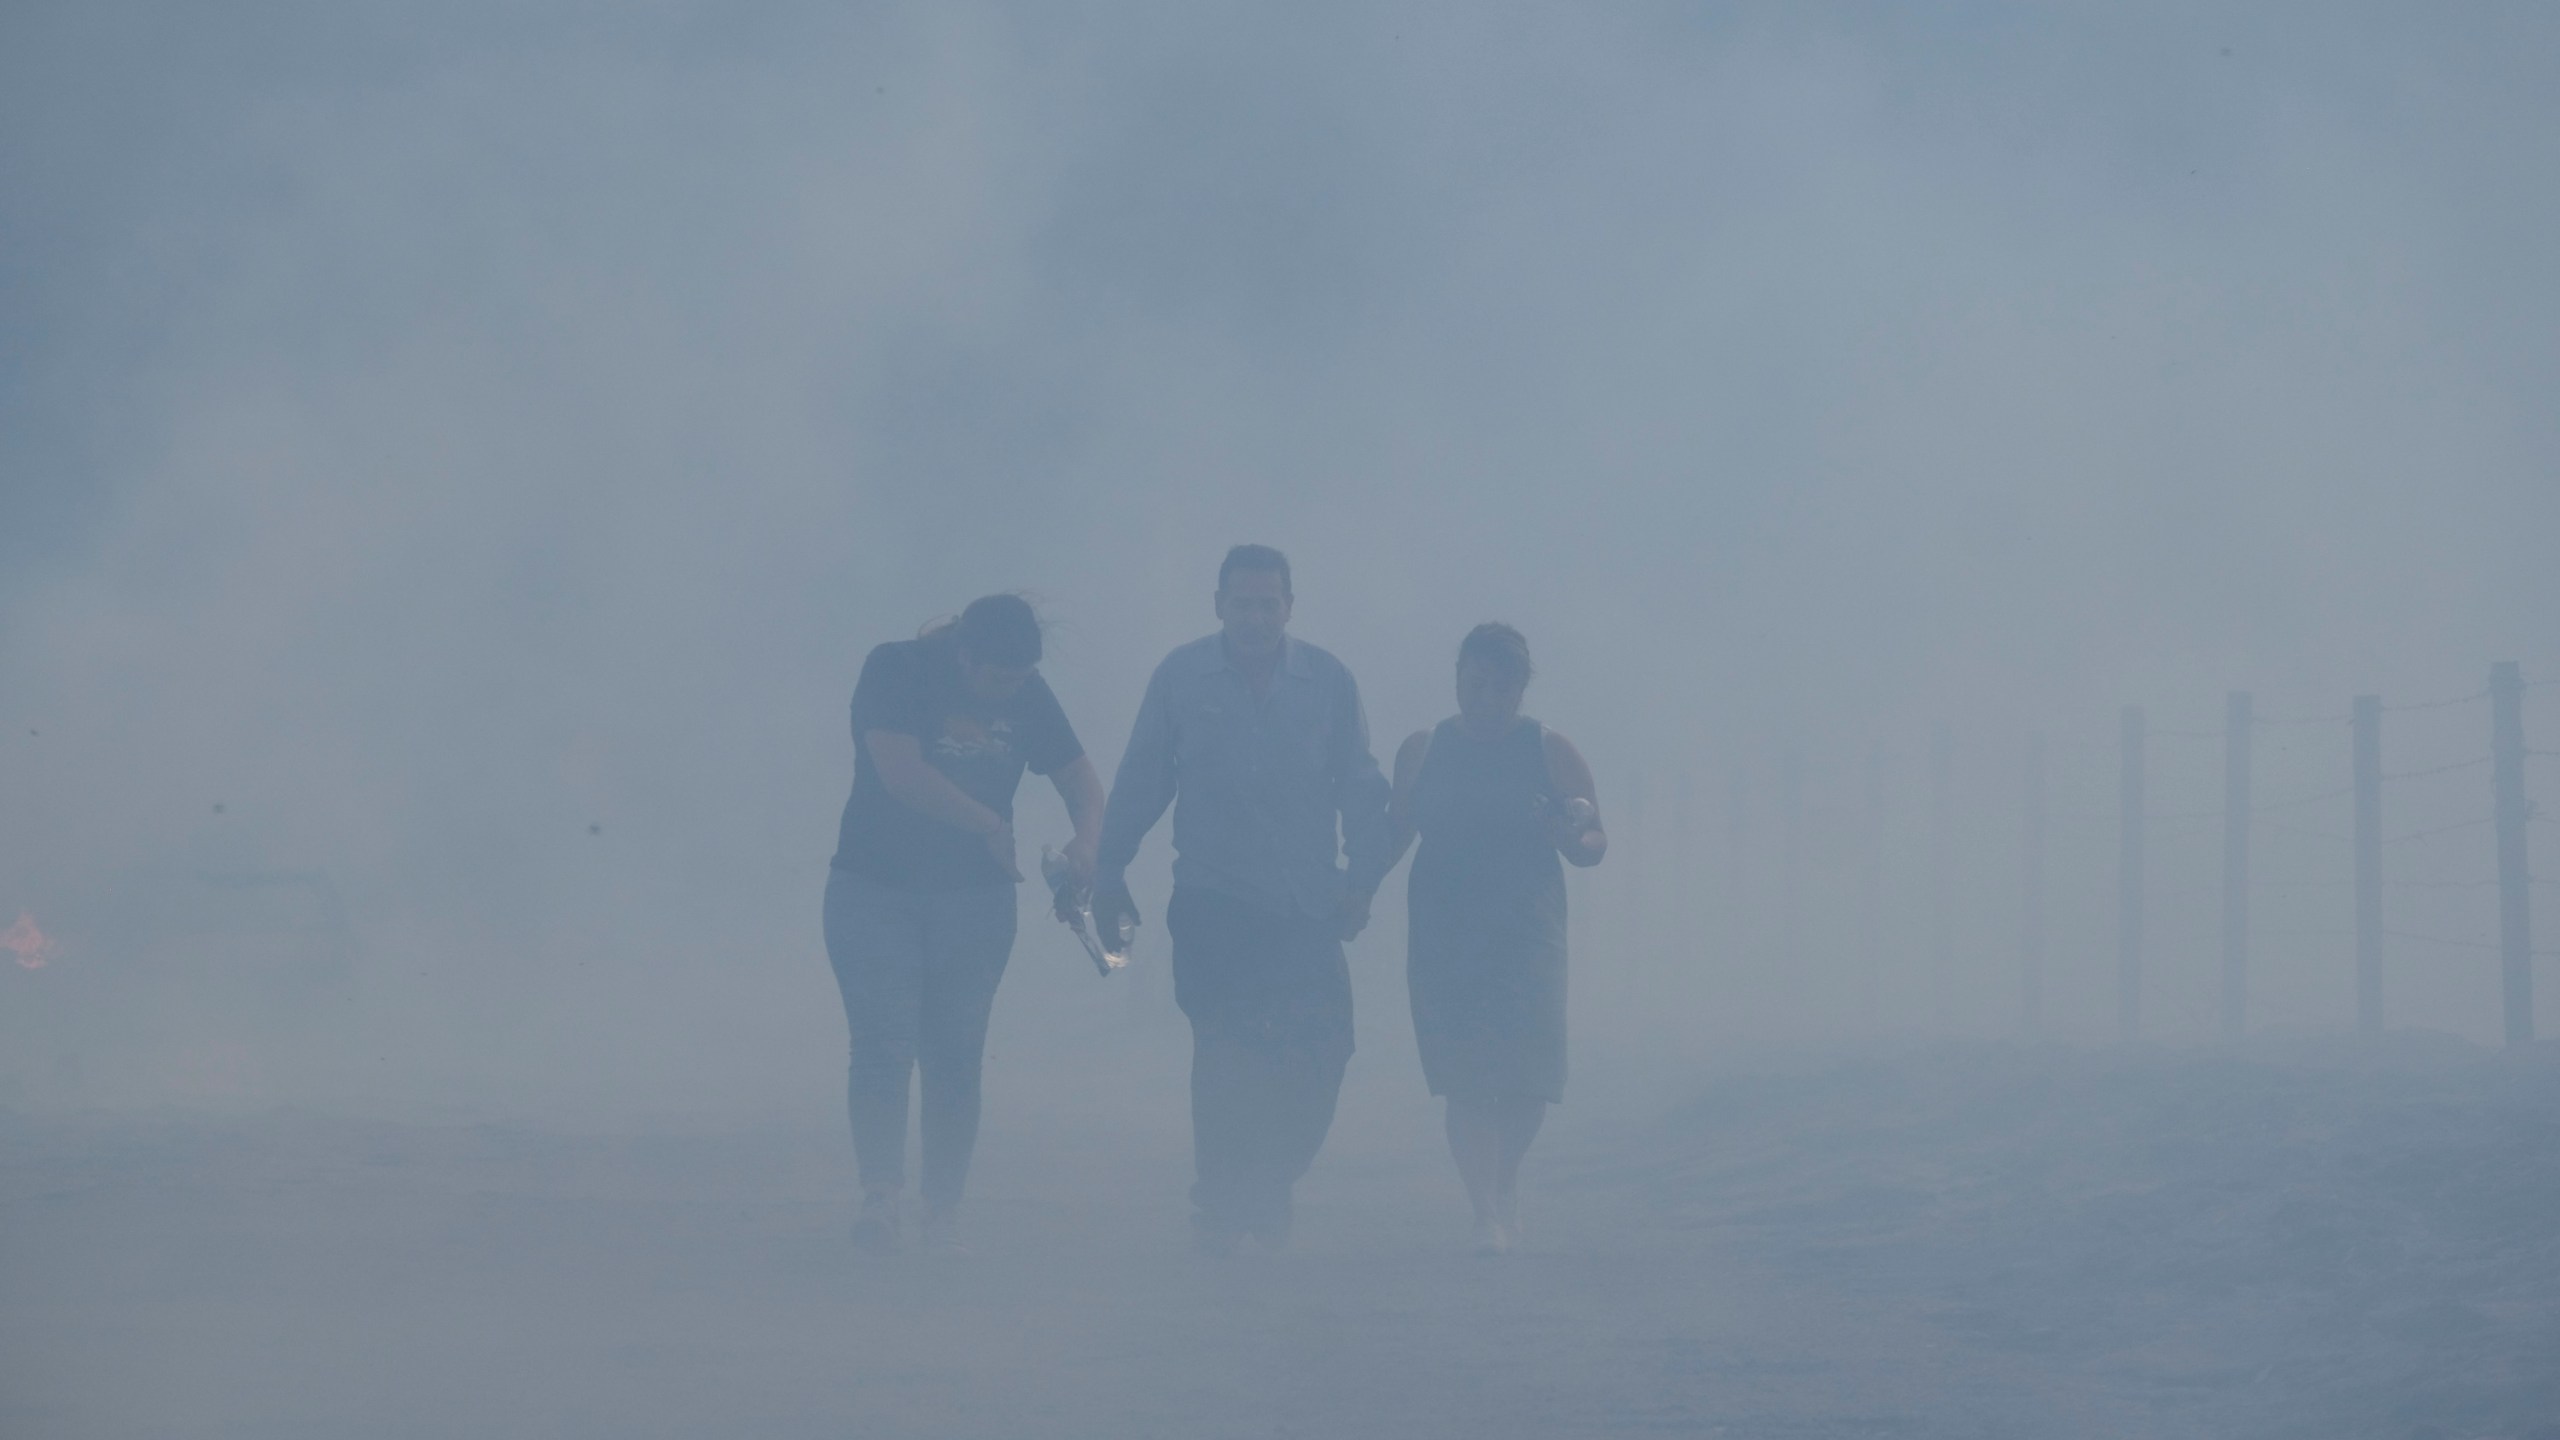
[1095,545,1394,1254]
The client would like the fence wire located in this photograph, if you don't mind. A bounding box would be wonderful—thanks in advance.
[1651,665,2546,1043]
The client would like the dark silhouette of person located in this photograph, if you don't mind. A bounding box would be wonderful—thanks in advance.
[823,595,1104,1254]
[1093,546,1392,1253]
[1382,623,1605,1253]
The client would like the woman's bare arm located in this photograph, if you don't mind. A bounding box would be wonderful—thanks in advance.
[1541,727,1607,866]
[1048,754,1107,883]
[1377,728,1433,879]
[865,729,1021,880]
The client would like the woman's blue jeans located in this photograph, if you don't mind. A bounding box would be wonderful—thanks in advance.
[822,868,1017,1216]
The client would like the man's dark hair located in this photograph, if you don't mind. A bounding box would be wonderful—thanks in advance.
[1217,544,1292,597]
[953,593,1043,667]
[1457,622,1533,684]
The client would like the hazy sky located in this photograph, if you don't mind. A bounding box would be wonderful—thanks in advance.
[5,3,2555,1109]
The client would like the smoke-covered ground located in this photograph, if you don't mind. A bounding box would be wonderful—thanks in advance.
[7,1032,2554,1439]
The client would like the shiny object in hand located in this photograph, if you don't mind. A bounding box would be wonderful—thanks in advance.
[1042,845,1128,976]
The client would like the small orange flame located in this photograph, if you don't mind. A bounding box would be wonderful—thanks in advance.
[2,912,55,970]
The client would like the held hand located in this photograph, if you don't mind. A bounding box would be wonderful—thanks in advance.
[1336,887,1374,943]
[1544,796,1598,857]
[1062,833,1098,892]
[1038,843,1088,920]
[983,820,1023,883]
[1092,884,1142,950]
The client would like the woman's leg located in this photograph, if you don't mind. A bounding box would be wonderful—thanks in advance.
[824,871,930,1245]
[1489,1095,1549,1235]
[915,884,1017,1228]
[1444,1093,1503,1232]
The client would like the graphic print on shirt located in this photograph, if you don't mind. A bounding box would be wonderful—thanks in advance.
[932,714,1017,765]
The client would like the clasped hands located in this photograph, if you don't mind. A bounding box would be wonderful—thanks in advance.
[1080,880,1374,944]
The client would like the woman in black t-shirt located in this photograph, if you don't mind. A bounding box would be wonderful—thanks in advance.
[823,595,1104,1254]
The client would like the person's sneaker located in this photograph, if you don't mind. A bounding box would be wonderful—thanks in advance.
[850,1190,902,1254]
[919,1211,971,1258]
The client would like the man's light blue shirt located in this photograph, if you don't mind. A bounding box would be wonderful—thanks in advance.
[1096,633,1394,919]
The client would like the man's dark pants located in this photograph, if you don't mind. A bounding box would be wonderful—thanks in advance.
[1165,885,1354,1244]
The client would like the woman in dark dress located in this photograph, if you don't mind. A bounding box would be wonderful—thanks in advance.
[1385,624,1605,1253]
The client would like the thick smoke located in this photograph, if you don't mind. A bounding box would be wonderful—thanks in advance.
[3,3,2554,1117]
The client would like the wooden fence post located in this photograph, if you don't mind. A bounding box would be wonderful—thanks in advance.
[2023,732,2047,1032]
[2221,691,2253,1041]
[1780,750,1804,971]
[1624,771,1648,1005]
[1725,768,1748,987]
[1930,722,1954,1030]
[2118,705,2147,1042]
[1672,771,1695,916]
[1862,745,1887,1029]
[2352,695,2383,1037]
[2490,663,2534,1047]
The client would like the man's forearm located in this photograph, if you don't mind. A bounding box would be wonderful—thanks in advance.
[1094,804,1150,889]
[1339,773,1396,894]
[1096,673,1177,891]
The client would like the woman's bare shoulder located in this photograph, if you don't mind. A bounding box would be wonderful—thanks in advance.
[1540,725,1596,796]
[1394,726,1435,775]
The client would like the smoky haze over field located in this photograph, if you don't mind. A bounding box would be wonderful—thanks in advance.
[13,8,2560,1439]
[4,3,2557,1113]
